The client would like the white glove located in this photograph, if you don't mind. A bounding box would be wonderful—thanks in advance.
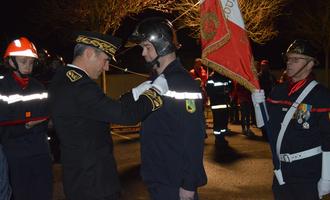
[132,80,152,101]
[251,89,265,104]
[251,89,268,127]
[151,74,169,95]
[179,187,195,200]
[318,151,330,199]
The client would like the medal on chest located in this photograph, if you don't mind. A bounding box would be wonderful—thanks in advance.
[294,103,312,129]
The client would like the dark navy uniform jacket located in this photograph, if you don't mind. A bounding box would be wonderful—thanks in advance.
[205,72,232,106]
[0,72,49,157]
[267,79,330,183]
[49,65,161,200]
[0,71,52,200]
[140,59,207,191]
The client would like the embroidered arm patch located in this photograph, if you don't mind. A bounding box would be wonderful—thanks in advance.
[66,70,82,82]
[141,89,163,111]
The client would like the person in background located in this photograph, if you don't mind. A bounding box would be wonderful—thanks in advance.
[205,71,232,148]
[236,84,255,137]
[128,17,207,200]
[258,59,276,98]
[252,39,330,199]
[278,70,288,84]
[189,58,208,106]
[257,59,276,140]
[0,37,53,200]
[49,31,168,200]
[229,80,240,125]
[190,58,208,87]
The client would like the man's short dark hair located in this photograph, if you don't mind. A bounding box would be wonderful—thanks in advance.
[73,44,103,59]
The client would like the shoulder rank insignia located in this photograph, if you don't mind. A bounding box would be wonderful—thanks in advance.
[66,70,82,82]
[186,99,196,113]
[141,89,163,111]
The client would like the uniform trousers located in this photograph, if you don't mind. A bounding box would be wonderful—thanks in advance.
[212,108,229,131]
[240,102,253,130]
[6,154,53,200]
[272,177,319,200]
[147,183,199,200]
[212,108,229,143]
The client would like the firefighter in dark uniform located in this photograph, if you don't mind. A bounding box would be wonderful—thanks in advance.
[0,37,53,200]
[49,31,167,200]
[128,17,207,200]
[205,71,232,148]
[252,40,330,199]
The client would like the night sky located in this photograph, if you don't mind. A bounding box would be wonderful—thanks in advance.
[0,1,41,54]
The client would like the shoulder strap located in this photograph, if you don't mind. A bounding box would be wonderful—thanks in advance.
[276,80,318,157]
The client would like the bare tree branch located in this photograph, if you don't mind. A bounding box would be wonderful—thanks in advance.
[30,0,176,38]
[170,0,288,44]
[73,0,176,34]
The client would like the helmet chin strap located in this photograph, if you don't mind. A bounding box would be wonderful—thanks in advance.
[145,55,160,69]
[289,59,312,81]
[11,57,29,78]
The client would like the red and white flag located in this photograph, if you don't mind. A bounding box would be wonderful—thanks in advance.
[200,0,260,91]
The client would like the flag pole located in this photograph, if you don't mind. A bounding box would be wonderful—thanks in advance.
[259,102,280,170]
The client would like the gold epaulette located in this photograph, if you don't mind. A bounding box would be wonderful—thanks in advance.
[66,70,82,82]
[141,89,163,111]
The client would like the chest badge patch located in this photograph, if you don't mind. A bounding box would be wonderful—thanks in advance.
[66,70,82,82]
[186,99,196,113]
[25,111,31,118]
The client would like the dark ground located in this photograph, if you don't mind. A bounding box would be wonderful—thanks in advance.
[52,112,330,200]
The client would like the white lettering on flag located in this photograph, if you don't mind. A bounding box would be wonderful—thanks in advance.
[221,0,245,29]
